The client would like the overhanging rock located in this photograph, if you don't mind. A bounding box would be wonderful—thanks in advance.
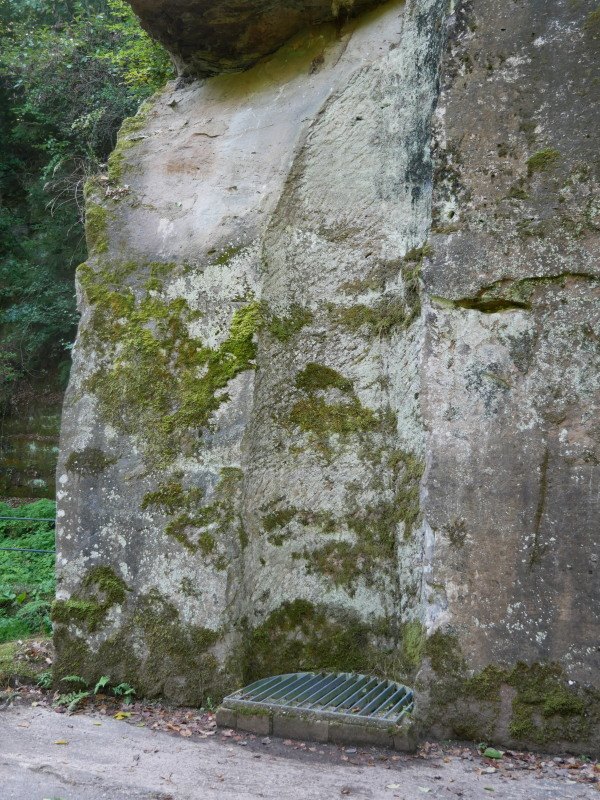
[126,0,388,76]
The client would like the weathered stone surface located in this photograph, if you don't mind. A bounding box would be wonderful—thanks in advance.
[56,0,600,754]
[418,0,600,751]
[127,0,387,76]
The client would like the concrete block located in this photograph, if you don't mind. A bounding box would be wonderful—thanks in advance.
[393,726,417,753]
[236,712,272,735]
[272,714,329,743]
[328,721,394,749]
[215,706,237,729]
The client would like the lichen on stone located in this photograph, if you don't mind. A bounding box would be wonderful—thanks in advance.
[65,447,116,476]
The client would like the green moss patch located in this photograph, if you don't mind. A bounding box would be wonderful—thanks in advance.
[244,600,374,681]
[526,148,561,176]
[295,363,353,394]
[304,450,423,592]
[54,590,233,706]
[85,203,110,255]
[107,100,153,183]
[80,259,260,467]
[334,245,424,336]
[267,303,313,343]
[51,565,129,633]
[290,396,377,439]
[330,297,414,338]
[142,469,243,562]
[421,631,597,750]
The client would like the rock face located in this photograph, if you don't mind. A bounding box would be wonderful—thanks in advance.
[55,0,600,752]
[127,0,386,76]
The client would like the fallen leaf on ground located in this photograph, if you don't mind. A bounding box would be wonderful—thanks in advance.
[483,748,503,760]
[114,711,131,720]
[53,739,69,745]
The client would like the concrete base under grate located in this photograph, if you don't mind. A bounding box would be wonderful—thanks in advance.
[215,706,417,751]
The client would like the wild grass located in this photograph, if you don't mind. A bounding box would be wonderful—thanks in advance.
[0,500,55,643]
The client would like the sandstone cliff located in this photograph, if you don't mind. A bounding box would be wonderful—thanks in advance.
[54,0,600,752]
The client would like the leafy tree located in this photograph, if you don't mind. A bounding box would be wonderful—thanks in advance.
[0,0,173,411]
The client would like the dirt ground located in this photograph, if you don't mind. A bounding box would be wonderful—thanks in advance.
[1,689,599,800]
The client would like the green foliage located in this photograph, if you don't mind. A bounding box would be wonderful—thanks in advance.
[52,672,136,712]
[113,681,136,703]
[0,500,55,643]
[0,0,173,411]
[37,669,53,689]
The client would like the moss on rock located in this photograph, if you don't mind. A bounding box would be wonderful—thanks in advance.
[54,589,234,705]
[51,565,129,633]
[85,203,110,255]
[79,259,261,467]
[420,631,598,751]
[526,147,561,175]
[244,600,375,681]
[295,362,353,394]
[266,303,313,342]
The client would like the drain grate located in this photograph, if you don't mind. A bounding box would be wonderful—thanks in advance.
[222,672,414,728]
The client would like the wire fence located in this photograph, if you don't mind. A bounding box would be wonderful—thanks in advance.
[0,516,56,554]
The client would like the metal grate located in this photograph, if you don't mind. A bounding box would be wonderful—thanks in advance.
[223,672,414,728]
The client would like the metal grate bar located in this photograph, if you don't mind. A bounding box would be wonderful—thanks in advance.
[285,673,328,704]
[321,676,369,709]
[382,691,413,720]
[345,679,388,712]
[377,686,407,715]
[338,677,380,710]
[315,676,358,708]
[289,673,333,704]
[358,683,396,716]
[275,673,319,702]
[240,675,282,697]
[324,675,371,709]
[251,674,300,701]
[223,672,414,728]
[305,675,349,708]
